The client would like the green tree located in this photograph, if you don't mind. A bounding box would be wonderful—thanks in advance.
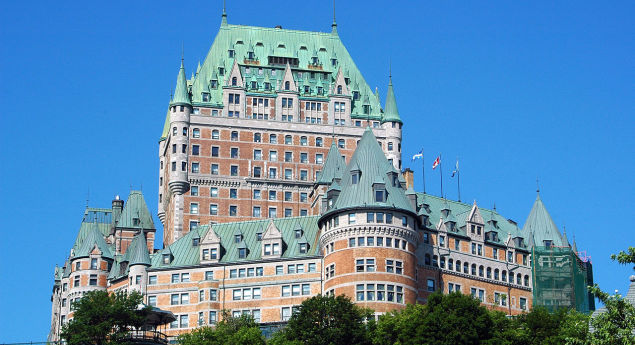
[587,246,635,345]
[372,291,508,345]
[178,311,265,345]
[269,294,372,345]
[512,307,589,345]
[61,290,148,345]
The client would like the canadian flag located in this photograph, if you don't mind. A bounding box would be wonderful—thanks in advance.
[432,156,441,169]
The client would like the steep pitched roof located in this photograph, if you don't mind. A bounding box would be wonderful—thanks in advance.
[382,76,401,124]
[188,23,382,119]
[315,141,346,185]
[125,231,152,266]
[149,216,319,269]
[171,59,191,106]
[322,127,414,218]
[116,190,155,229]
[74,223,113,259]
[522,193,565,247]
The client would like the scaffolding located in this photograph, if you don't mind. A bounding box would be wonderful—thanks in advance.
[531,246,593,313]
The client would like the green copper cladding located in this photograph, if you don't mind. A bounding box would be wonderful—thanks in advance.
[171,60,191,106]
[125,231,152,266]
[522,192,565,247]
[382,76,401,124]
[188,23,383,117]
[320,127,415,220]
[117,190,155,230]
[315,141,346,185]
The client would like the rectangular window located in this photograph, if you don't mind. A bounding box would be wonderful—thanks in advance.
[348,213,356,224]
[252,206,261,217]
[230,165,238,176]
[229,205,237,216]
[192,145,200,155]
[308,263,316,272]
[148,295,157,306]
[191,162,199,173]
[149,275,157,285]
[211,146,219,157]
[89,274,97,286]
[276,265,283,275]
[427,279,435,292]
[455,239,460,251]
[190,203,199,214]
[211,164,219,175]
[90,258,98,269]
[171,274,179,283]
[268,207,277,218]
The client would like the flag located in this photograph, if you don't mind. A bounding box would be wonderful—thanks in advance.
[451,160,459,177]
[432,156,440,169]
[411,149,423,161]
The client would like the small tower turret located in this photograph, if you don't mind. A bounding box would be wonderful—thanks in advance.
[127,231,152,295]
[381,70,403,170]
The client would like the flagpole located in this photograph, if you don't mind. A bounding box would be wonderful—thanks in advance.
[440,154,444,198]
[457,158,461,202]
[422,149,426,194]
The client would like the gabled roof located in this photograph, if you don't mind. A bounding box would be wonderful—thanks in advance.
[316,141,346,185]
[171,59,191,106]
[522,192,565,247]
[149,216,319,269]
[74,223,113,259]
[125,231,152,266]
[416,193,529,248]
[117,191,155,229]
[321,127,415,218]
[382,75,401,124]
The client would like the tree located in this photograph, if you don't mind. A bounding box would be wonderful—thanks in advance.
[269,294,372,345]
[587,246,635,345]
[372,291,508,345]
[178,311,265,345]
[511,307,589,345]
[61,290,148,345]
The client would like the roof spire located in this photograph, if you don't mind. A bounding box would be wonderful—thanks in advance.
[331,0,338,35]
[382,63,401,124]
[536,177,540,193]
[171,57,191,106]
[221,0,228,26]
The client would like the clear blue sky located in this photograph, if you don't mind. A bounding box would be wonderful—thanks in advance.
[0,0,633,342]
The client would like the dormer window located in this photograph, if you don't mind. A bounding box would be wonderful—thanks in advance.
[211,80,218,88]
[248,51,255,60]
[219,67,225,76]
[234,234,242,243]
[192,238,199,246]
[264,82,271,90]
[352,91,360,100]
[299,243,308,254]
[231,77,237,86]
[331,58,337,66]
[285,81,290,90]
[311,57,318,65]
[304,85,310,93]
[375,189,385,202]
[544,240,553,248]
[251,81,257,89]
[344,77,350,85]
[228,49,235,58]
[162,254,171,264]
[256,232,262,241]
[363,105,370,114]
[337,85,342,94]
[317,86,323,95]
[294,229,302,238]
[238,248,247,259]
[133,218,140,226]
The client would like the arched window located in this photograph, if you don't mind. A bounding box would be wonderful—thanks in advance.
[232,77,237,86]
[471,264,477,275]
[212,130,219,139]
[463,262,469,274]
[440,256,446,269]
[479,265,484,277]
[455,260,461,272]
[502,270,507,282]
[448,258,453,270]
[424,254,431,266]
[337,85,342,94]
[517,273,522,285]
[285,81,290,90]
[524,275,530,287]
[486,267,492,279]
[494,268,500,280]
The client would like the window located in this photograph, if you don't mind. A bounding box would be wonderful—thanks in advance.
[190,186,199,196]
[230,165,238,176]
[507,251,514,263]
[439,235,446,247]
[284,151,292,162]
[520,297,527,310]
[90,258,98,269]
[269,150,277,161]
[135,275,142,285]
[308,263,316,272]
[252,206,261,217]
[455,239,461,251]
[230,188,238,199]
[356,258,375,272]
[356,284,403,303]
[190,203,198,214]
[348,213,356,224]
[229,205,237,216]
[205,271,213,280]
[338,139,345,148]
[180,315,188,328]
[316,153,323,164]
[300,136,308,146]
[284,191,292,201]
[269,190,277,201]
[209,204,218,215]
[231,131,238,141]
[191,162,199,173]
[89,274,97,286]
[269,167,277,179]
[386,259,403,274]
[149,275,157,285]
[299,192,307,202]
[253,189,261,199]
[253,166,261,178]
[230,147,239,158]
[388,142,393,151]
[211,164,219,175]
[285,208,292,217]
[180,293,189,304]
[300,170,308,181]
[427,279,436,292]
[238,248,247,258]
[449,283,461,293]
[268,207,276,218]
[375,189,385,202]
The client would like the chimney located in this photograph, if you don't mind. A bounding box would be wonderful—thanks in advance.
[112,195,124,227]
[403,168,414,190]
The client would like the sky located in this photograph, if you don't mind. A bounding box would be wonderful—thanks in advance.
[0,0,633,342]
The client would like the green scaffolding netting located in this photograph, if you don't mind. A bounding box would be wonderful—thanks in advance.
[532,246,592,313]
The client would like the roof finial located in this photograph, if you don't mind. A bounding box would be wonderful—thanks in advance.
[221,0,228,26]
[389,58,392,81]
[331,0,338,34]
[536,177,540,193]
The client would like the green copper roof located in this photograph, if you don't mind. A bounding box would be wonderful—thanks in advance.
[188,23,383,118]
[322,127,414,218]
[171,59,191,106]
[382,76,401,124]
[315,141,346,185]
[74,223,114,259]
[160,109,170,142]
[522,192,565,247]
[116,190,155,229]
[125,231,152,266]
[71,208,113,255]
[416,193,529,248]
[150,216,319,269]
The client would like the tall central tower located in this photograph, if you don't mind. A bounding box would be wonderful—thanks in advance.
[158,12,404,246]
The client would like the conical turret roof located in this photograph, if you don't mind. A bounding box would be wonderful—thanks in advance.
[125,231,152,266]
[321,127,414,219]
[522,192,565,247]
[382,76,401,124]
[171,59,191,106]
[316,141,346,185]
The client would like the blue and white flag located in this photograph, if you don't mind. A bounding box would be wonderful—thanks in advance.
[412,149,423,161]
[451,160,459,177]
